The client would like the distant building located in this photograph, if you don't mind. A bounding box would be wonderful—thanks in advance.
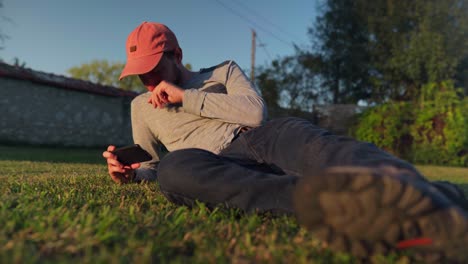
[0,62,137,147]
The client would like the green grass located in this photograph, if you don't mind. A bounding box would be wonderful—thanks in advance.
[0,145,466,263]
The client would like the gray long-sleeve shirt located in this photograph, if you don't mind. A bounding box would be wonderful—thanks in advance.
[131,60,267,180]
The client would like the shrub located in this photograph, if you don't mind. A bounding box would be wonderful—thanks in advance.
[354,80,467,166]
[410,81,467,166]
[354,101,413,159]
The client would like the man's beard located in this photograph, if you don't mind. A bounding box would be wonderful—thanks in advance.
[173,65,183,86]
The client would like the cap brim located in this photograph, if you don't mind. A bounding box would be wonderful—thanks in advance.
[119,52,163,80]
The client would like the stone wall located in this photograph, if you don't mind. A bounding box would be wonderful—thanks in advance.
[0,78,134,147]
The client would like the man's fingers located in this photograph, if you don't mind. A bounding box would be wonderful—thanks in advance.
[157,84,170,103]
[151,92,161,108]
[149,98,157,108]
[155,94,165,108]
[159,92,169,104]
[102,151,117,159]
[148,97,159,108]
[155,97,164,108]
[156,81,183,104]
[103,151,119,162]
[103,146,116,159]
[107,159,124,169]
[149,87,171,109]
[104,145,134,184]
[109,164,125,173]
[131,163,141,169]
[153,83,169,108]
[108,158,123,168]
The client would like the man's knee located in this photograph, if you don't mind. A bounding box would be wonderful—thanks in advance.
[269,116,306,125]
[266,117,317,131]
[158,148,213,191]
[158,148,218,206]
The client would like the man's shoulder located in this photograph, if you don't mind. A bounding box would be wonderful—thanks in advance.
[131,92,150,105]
[199,60,237,74]
[194,60,245,86]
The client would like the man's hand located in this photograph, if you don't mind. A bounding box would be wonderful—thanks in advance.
[148,80,185,108]
[102,145,141,184]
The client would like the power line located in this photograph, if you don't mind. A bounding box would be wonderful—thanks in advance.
[230,0,303,41]
[213,0,294,48]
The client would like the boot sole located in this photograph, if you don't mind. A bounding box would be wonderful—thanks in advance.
[293,166,468,263]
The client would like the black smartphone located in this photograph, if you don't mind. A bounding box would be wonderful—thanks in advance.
[111,144,152,165]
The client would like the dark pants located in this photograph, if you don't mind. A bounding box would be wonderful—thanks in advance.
[157,117,423,214]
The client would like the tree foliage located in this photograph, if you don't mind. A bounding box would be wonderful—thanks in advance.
[311,0,372,103]
[257,0,468,107]
[353,101,413,158]
[256,51,321,112]
[313,0,468,103]
[368,0,466,101]
[67,60,145,93]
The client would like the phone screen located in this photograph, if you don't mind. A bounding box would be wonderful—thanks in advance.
[112,144,152,165]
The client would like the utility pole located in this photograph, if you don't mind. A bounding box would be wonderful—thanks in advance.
[250,29,256,82]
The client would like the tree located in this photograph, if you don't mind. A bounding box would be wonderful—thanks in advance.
[256,0,372,108]
[455,57,468,95]
[68,60,145,92]
[257,0,467,107]
[311,0,372,104]
[363,0,467,101]
[361,0,468,100]
[256,50,322,113]
[312,0,468,103]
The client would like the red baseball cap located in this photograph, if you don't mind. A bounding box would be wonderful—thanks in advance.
[119,22,181,80]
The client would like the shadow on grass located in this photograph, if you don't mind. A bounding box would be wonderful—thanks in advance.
[0,145,105,164]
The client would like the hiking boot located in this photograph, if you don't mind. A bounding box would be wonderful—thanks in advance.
[293,166,468,263]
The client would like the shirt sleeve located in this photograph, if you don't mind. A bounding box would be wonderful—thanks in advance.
[182,61,267,127]
[130,96,165,182]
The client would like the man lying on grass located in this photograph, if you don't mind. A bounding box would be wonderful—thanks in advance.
[102,22,468,262]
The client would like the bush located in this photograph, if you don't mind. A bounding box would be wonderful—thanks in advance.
[410,81,467,166]
[354,101,413,159]
[354,80,467,166]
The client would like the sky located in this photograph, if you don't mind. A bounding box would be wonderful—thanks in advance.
[0,0,316,77]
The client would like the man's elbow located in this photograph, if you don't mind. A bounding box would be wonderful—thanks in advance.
[246,104,267,127]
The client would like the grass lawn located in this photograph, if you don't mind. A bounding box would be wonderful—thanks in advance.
[0,145,467,263]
